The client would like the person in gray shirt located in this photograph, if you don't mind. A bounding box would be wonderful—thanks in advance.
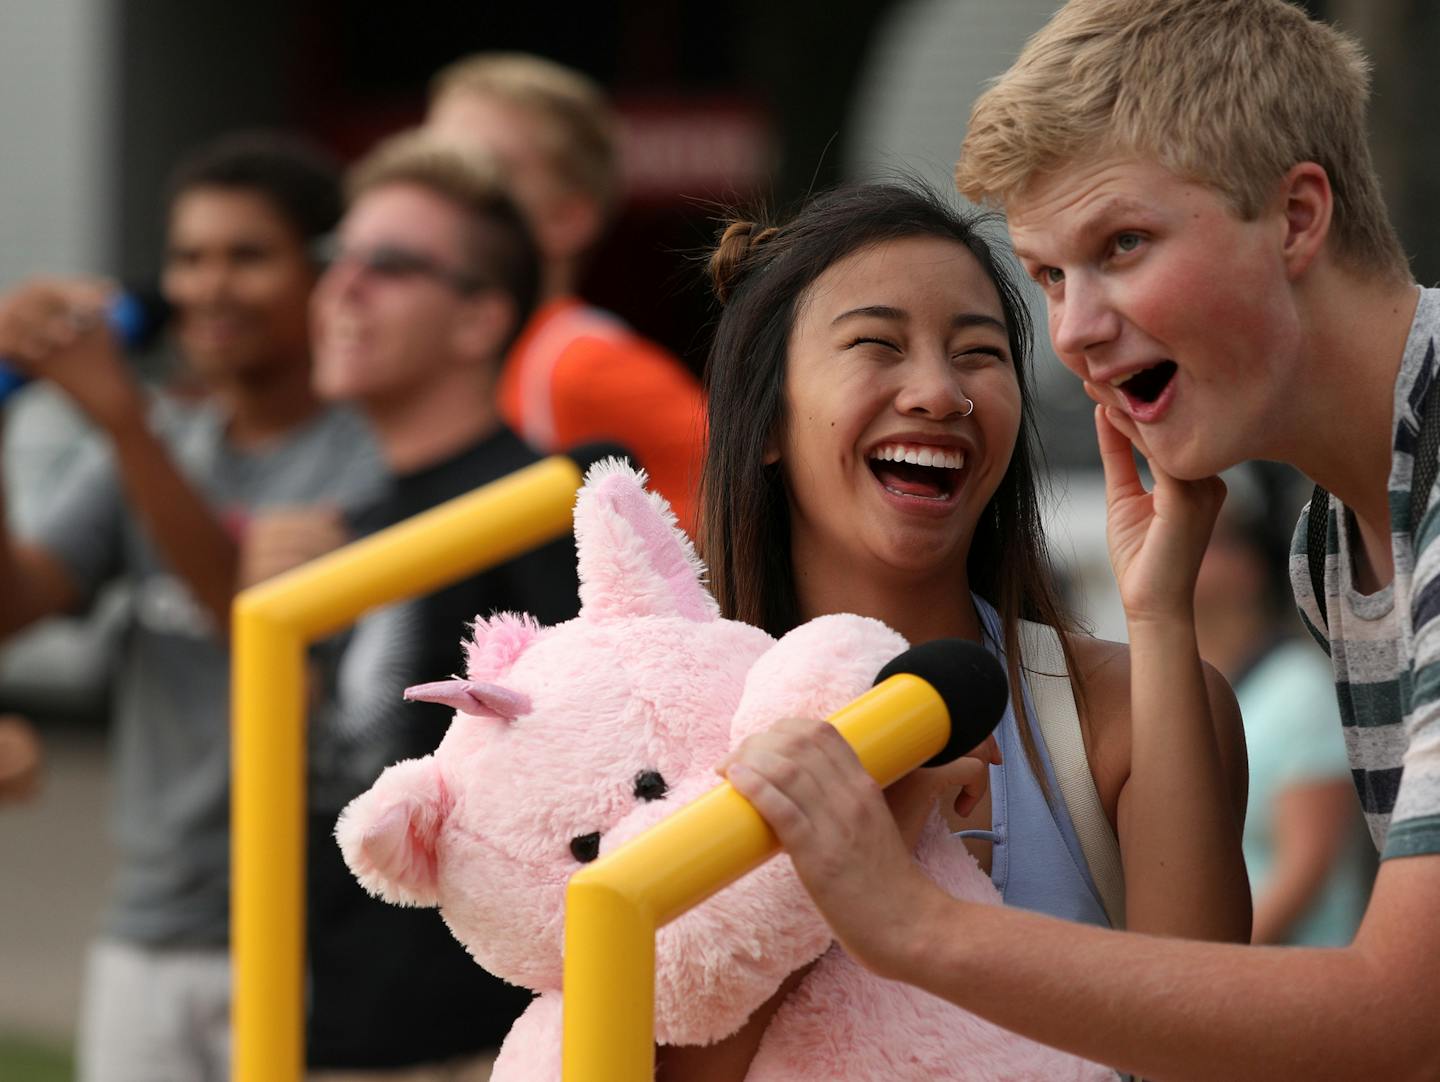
[0,132,382,1082]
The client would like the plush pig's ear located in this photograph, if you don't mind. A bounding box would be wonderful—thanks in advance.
[464,612,542,682]
[404,678,530,720]
[573,459,718,623]
[336,757,449,907]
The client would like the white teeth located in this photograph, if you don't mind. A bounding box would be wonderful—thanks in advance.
[867,443,965,470]
[1109,373,1133,388]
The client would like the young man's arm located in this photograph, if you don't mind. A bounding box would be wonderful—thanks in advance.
[903,841,1437,1080]
[0,281,239,631]
[1093,405,1252,941]
[1112,625,1252,941]
[727,717,1440,1081]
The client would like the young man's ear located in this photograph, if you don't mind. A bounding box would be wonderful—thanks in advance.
[1278,161,1334,280]
[453,291,520,367]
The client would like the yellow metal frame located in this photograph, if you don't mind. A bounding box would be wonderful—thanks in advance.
[562,674,953,1081]
[230,454,582,1082]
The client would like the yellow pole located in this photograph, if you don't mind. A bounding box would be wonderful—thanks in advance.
[243,455,583,639]
[232,453,584,1082]
[562,674,952,1082]
[231,602,306,1081]
[561,879,657,1080]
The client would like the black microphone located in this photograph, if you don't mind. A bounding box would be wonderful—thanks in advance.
[0,287,173,405]
[874,639,1009,767]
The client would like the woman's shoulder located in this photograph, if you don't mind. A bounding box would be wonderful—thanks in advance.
[1060,632,1237,720]
[1057,630,1245,806]
[1061,632,1130,707]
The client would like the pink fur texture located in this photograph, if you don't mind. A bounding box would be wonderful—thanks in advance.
[336,461,1113,1080]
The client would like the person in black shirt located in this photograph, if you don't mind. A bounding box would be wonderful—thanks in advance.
[256,129,579,1080]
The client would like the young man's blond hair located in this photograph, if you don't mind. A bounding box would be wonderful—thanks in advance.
[345,128,540,338]
[349,127,508,212]
[429,52,619,214]
[955,0,1409,281]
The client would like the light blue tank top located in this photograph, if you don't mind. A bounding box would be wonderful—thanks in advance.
[954,598,1112,928]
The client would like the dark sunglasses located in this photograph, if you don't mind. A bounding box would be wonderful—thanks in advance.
[312,235,486,295]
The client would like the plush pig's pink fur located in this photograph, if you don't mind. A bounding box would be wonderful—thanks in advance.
[337,461,1113,1080]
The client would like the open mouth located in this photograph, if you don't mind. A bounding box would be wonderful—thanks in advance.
[1112,360,1177,407]
[867,443,965,502]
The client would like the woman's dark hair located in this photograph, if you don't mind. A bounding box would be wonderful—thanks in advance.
[165,130,343,244]
[698,181,1083,782]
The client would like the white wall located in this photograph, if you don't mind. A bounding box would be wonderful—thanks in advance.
[0,0,115,287]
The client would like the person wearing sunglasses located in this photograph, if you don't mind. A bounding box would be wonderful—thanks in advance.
[425,53,707,535]
[282,129,581,1081]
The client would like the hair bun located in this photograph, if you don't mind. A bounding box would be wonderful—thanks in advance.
[708,220,778,304]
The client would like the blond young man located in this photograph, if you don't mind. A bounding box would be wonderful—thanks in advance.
[425,53,706,533]
[723,2,1440,1078]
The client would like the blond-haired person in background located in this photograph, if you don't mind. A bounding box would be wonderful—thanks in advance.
[425,53,707,533]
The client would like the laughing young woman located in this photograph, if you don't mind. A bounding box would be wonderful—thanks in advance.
[660,183,1250,1078]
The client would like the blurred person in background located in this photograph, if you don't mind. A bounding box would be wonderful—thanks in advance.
[425,52,707,533]
[270,130,579,1080]
[1195,466,1374,945]
[0,131,382,1082]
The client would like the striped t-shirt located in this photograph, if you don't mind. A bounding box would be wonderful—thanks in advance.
[1290,286,1440,860]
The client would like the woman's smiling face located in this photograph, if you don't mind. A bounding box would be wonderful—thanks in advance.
[778,234,1021,586]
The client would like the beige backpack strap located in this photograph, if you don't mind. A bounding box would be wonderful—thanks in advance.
[1018,620,1127,929]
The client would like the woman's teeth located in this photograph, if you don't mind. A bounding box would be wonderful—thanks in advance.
[867,443,965,469]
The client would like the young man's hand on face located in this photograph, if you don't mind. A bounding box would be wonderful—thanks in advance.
[1090,398,1226,626]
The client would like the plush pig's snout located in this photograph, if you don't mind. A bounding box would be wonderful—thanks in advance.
[336,756,449,908]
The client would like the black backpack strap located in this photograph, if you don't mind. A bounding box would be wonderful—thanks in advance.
[1307,483,1330,629]
[1410,362,1440,537]
[1310,351,1440,632]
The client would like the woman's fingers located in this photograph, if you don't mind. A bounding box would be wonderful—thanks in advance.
[945,757,993,819]
[972,732,1001,766]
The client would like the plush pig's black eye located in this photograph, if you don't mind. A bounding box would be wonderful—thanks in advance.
[570,832,601,863]
[633,769,668,802]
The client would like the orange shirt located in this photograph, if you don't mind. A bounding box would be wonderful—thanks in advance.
[498,297,707,534]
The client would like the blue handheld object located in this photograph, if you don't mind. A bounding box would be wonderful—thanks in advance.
[0,290,171,406]
[0,366,25,401]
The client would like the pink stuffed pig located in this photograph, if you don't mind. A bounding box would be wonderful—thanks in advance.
[337,461,1112,1080]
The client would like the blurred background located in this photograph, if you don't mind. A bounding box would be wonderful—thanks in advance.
[0,0,1428,1076]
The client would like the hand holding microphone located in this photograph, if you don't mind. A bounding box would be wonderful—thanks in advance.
[723,640,1008,976]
